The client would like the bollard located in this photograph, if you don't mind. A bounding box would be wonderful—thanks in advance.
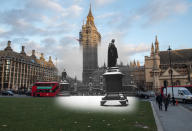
[176,100,178,106]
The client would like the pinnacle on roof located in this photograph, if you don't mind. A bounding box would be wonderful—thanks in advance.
[155,35,159,53]
[155,35,159,44]
[151,42,154,56]
[86,3,95,26]
[88,4,93,18]
[137,60,140,67]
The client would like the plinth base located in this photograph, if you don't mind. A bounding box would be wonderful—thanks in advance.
[100,92,128,106]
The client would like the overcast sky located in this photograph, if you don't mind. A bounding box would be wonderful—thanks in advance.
[0,0,192,80]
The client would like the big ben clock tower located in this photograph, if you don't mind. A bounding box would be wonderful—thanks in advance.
[79,5,101,85]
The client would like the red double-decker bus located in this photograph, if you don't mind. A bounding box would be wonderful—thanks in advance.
[31,82,60,97]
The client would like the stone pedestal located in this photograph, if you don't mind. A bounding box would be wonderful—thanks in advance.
[100,67,128,106]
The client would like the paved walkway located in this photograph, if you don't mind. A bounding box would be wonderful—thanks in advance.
[151,100,192,131]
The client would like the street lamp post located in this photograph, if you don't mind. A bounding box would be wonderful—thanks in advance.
[187,64,191,84]
[168,46,175,105]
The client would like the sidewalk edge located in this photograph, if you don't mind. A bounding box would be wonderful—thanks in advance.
[150,101,164,131]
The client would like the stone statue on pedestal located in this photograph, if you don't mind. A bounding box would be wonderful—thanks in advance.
[100,39,128,106]
[108,39,118,67]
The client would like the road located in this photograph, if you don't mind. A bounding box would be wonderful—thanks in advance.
[180,103,192,111]
[0,94,32,98]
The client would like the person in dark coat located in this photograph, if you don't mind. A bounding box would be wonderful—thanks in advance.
[163,95,170,111]
[156,94,163,110]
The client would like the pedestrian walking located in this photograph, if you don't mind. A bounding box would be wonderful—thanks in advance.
[156,94,158,104]
[167,94,170,103]
[172,97,176,106]
[156,93,163,110]
[164,95,169,111]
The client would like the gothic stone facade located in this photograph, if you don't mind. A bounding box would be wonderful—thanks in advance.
[79,6,101,85]
[145,36,192,92]
[0,41,58,91]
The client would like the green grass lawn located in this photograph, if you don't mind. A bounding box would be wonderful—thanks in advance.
[0,98,156,131]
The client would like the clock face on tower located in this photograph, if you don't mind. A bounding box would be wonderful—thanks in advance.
[86,28,91,34]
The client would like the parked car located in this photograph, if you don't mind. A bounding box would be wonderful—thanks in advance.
[25,90,32,96]
[137,91,150,99]
[2,90,14,96]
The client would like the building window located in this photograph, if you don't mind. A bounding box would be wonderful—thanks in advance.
[176,80,180,86]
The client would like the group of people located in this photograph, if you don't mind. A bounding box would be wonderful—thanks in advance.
[156,93,170,111]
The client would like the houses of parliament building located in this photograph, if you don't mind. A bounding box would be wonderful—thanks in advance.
[0,41,58,91]
[145,36,192,91]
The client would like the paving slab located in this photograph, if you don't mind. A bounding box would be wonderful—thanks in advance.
[152,100,192,131]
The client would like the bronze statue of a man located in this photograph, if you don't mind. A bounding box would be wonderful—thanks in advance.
[108,39,118,67]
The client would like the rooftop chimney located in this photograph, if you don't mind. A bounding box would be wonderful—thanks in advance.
[20,46,26,55]
[8,40,11,47]
[41,53,44,58]
[40,53,45,60]
[49,56,52,62]
[4,40,13,51]
[31,50,36,59]
[22,46,24,51]
[32,50,35,56]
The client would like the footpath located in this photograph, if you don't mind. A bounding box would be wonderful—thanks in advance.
[151,100,192,131]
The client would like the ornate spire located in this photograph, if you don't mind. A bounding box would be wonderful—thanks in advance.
[88,4,93,18]
[133,60,136,67]
[137,60,140,67]
[130,61,133,67]
[155,35,159,53]
[86,4,95,26]
[151,42,154,56]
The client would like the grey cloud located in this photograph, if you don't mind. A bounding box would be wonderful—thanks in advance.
[41,37,57,45]
[0,20,75,38]
[139,0,191,25]
[118,0,191,30]
[59,36,77,46]
[0,0,82,37]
